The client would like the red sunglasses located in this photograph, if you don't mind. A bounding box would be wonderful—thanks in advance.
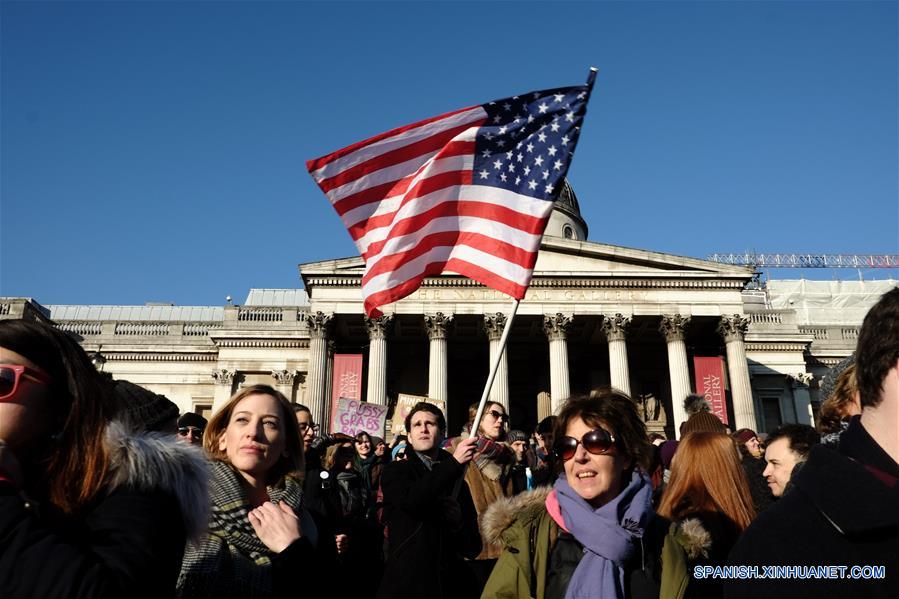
[553,428,617,461]
[0,364,53,401]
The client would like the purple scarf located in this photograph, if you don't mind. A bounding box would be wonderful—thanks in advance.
[554,469,653,599]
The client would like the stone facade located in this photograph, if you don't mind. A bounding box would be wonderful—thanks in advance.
[1,239,875,436]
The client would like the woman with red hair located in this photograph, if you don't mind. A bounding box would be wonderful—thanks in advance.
[656,432,756,599]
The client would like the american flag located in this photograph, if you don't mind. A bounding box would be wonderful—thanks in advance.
[307,83,592,316]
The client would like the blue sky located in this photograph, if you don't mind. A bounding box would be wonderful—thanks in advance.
[2,1,896,306]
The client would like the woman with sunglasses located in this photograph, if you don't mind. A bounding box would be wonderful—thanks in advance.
[481,390,661,599]
[178,384,321,598]
[450,400,514,589]
[0,319,208,598]
[656,431,755,599]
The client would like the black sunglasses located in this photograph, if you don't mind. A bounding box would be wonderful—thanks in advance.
[487,409,509,423]
[178,427,203,441]
[553,428,616,461]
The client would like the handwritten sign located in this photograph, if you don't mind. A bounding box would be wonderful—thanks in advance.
[331,397,389,437]
[391,393,447,436]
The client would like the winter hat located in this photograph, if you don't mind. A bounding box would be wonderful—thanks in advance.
[681,410,727,435]
[111,379,179,432]
[177,412,208,430]
[507,429,528,444]
[659,440,679,470]
[391,443,407,460]
[371,435,386,447]
[819,354,855,403]
[733,428,758,444]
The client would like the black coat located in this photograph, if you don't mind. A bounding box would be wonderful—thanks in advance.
[376,448,482,599]
[725,418,899,599]
[0,423,208,599]
[740,454,774,514]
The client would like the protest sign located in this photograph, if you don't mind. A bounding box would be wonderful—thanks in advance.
[391,393,447,436]
[332,397,389,437]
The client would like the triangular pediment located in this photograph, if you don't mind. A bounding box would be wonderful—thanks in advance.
[299,238,754,285]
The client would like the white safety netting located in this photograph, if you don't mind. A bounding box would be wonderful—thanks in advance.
[765,279,898,325]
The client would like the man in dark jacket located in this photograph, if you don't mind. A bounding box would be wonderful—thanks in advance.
[377,402,482,599]
[725,288,899,598]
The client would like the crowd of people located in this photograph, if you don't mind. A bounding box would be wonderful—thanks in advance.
[1,287,896,598]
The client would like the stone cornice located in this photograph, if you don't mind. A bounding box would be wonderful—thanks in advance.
[217,339,310,348]
[303,276,747,290]
[745,342,808,352]
[103,352,217,362]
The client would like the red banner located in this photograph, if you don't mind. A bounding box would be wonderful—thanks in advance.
[329,354,363,432]
[693,356,729,426]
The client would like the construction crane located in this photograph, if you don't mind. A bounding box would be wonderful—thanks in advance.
[707,253,898,269]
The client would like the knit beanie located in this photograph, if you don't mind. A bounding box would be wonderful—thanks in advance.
[659,440,679,470]
[111,379,179,432]
[681,410,727,435]
[733,428,758,444]
[391,443,407,460]
[177,411,208,430]
[507,429,528,444]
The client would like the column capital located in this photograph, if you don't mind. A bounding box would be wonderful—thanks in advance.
[424,312,453,340]
[305,311,333,340]
[484,312,508,341]
[543,313,572,341]
[659,314,691,342]
[717,314,750,343]
[364,314,394,340]
[601,313,631,342]
[271,369,303,386]
[211,368,236,386]
[788,372,815,387]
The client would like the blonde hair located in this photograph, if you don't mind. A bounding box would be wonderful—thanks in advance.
[204,385,304,487]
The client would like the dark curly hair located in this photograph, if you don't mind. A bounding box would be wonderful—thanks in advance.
[855,288,899,409]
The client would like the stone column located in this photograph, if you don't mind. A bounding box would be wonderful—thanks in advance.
[602,314,632,396]
[537,391,552,422]
[483,313,510,412]
[305,311,333,426]
[271,370,301,402]
[365,314,393,406]
[424,313,453,403]
[323,341,335,430]
[789,372,814,426]
[543,313,572,414]
[211,369,236,413]
[717,315,757,431]
[660,314,692,438]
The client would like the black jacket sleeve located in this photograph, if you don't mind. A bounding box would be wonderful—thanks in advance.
[380,456,465,518]
[0,484,186,599]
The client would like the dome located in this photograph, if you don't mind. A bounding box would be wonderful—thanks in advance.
[546,178,588,240]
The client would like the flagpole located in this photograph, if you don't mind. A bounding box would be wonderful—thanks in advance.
[587,66,598,91]
[468,297,521,440]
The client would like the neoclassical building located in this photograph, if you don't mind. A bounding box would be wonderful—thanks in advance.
[3,185,887,438]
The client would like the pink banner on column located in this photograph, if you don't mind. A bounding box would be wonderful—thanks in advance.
[693,356,729,426]
[329,354,363,432]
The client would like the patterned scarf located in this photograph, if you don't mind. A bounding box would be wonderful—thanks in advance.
[177,461,304,598]
[473,436,511,481]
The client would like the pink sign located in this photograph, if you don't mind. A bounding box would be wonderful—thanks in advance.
[329,354,363,430]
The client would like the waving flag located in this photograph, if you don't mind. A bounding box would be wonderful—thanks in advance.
[307,81,593,316]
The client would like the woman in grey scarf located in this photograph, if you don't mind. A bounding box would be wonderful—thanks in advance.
[178,384,320,598]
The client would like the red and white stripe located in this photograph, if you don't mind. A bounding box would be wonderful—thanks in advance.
[307,105,554,316]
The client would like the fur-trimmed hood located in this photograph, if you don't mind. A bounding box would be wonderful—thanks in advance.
[104,420,209,541]
[481,486,552,547]
[671,517,713,560]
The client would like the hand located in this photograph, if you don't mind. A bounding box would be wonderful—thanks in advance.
[335,533,350,554]
[0,440,23,490]
[248,501,302,553]
[452,437,478,465]
[440,497,462,530]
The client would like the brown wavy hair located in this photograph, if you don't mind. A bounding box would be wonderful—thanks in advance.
[817,363,859,434]
[204,384,304,487]
[658,432,755,531]
[0,320,114,514]
[554,390,653,474]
